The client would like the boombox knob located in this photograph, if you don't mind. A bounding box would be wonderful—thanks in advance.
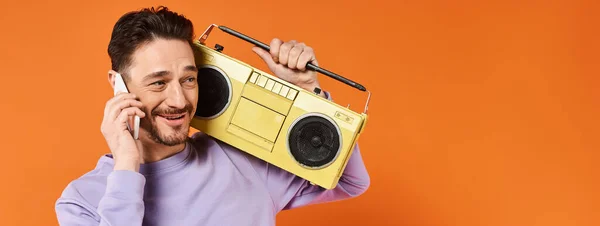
[313,87,321,95]
[214,44,224,52]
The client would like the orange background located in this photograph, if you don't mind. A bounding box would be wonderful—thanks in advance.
[0,0,598,225]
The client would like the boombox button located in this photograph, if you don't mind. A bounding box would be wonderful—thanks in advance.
[287,89,298,100]
[272,82,282,93]
[265,79,275,90]
[279,86,290,97]
[256,75,268,87]
[249,72,259,84]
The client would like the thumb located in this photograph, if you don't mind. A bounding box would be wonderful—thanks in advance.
[252,47,277,71]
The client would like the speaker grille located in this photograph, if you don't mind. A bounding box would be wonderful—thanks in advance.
[288,115,341,168]
[195,66,231,118]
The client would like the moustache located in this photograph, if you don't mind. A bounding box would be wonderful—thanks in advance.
[151,104,194,116]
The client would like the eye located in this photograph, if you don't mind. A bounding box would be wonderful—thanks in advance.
[151,81,166,86]
[185,77,196,83]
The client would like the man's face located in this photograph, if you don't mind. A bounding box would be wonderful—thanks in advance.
[120,38,198,146]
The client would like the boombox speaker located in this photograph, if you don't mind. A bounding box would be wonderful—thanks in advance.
[190,24,371,189]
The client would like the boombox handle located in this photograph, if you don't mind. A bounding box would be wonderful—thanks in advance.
[198,24,371,114]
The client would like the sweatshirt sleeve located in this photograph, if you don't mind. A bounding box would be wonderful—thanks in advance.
[247,91,371,211]
[55,170,146,226]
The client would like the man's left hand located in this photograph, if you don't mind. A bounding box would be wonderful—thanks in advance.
[252,38,325,98]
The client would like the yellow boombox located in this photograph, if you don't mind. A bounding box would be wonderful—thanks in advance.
[189,24,371,189]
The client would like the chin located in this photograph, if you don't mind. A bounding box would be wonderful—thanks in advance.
[150,120,191,146]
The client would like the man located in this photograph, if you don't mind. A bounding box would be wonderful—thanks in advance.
[55,6,369,225]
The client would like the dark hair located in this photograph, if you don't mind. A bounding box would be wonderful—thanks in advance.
[107,6,195,78]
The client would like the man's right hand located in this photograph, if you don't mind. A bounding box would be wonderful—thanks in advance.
[100,92,146,172]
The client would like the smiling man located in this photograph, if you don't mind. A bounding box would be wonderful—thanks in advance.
[55,6,370,226]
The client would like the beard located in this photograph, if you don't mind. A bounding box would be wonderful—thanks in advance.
[147,120,190,146]
[144,103,194,146]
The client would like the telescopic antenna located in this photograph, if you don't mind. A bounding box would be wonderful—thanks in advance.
[217,25,367,92]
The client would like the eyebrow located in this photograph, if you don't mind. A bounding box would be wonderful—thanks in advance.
[142,65,198,81]
[184,65,199,73]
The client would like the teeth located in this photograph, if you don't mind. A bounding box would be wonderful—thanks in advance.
[163,115,184,120]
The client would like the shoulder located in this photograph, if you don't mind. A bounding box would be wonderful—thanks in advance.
[188,131,270,175]
[56,156,114,211]
[188,131,256,162]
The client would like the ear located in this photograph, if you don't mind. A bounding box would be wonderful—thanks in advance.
[108,69,119,90]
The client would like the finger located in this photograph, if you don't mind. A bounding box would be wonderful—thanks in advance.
[116,107,146,130]
[278,40,297,66]
[297,47,315,71]
[109,99,145,121]
[104,93,138,116]
[269,38,283,63]
[106,93,137,109]
[287,44,305,70]
[252,47,277,72]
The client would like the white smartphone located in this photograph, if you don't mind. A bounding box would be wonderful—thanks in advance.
[113,73,140,140]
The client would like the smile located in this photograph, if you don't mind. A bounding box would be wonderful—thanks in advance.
[157,113,187,126]
[160,114,185,120]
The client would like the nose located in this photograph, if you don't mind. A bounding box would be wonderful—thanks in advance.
[164,83,187,109]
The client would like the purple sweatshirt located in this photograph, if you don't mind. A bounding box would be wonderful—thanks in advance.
[55,131,369,225]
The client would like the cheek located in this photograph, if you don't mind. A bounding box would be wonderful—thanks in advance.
[139,96,163,116]
[186,89,198,106]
